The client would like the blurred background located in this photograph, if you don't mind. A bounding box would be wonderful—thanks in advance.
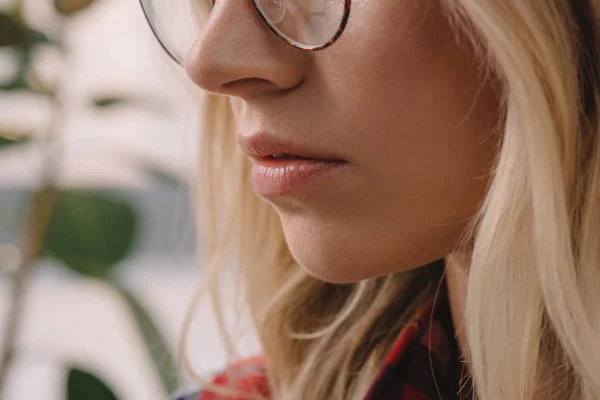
[0,0,247,399]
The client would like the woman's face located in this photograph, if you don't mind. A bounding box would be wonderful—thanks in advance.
[185,0,502,283]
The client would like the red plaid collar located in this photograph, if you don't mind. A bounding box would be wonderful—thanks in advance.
[187,290,470,400]
[363,292,471,400]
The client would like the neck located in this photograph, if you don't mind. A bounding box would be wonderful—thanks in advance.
[444,252,470,363]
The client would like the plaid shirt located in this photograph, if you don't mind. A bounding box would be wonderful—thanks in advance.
[172,293,471,400]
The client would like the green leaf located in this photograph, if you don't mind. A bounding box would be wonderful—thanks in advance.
[113,283,179,395]
[0,13,51,49]
[66,367,120,400]
[0,131,31,148]
[92,94,169,113]
[0,13,25,47]
[45,191,139,278]
[92,97,130,109]
[0,76,27,91]
[23,27,51,47]
[54,0,97,16]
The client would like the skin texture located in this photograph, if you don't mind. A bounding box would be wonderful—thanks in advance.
[185,0,502,283]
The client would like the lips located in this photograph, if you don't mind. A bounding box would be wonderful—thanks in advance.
[271,154,312,160]
[237,132,345,162]
[237,132,349,197]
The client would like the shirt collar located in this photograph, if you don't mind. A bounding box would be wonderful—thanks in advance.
[189,282,472,400]
[364,286,472,400]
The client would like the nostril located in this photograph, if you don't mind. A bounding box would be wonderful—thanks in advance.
[221,77,283,96]
[223,77,271,88]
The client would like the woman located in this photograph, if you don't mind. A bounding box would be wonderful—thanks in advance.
[140,0,600,399]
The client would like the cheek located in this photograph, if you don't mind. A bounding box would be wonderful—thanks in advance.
[272,2,502,283]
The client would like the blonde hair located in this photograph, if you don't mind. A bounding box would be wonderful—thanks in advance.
[180,1,600,399]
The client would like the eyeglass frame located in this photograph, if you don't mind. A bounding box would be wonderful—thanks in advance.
[139,0,352,65]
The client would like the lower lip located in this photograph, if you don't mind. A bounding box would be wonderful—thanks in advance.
[251,158,348,197]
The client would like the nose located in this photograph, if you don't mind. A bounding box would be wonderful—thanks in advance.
[184,0,307,99]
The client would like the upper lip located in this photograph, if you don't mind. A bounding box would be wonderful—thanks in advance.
[237,132,346,162]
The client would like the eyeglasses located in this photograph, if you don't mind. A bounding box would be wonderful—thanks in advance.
[139,0,352,66]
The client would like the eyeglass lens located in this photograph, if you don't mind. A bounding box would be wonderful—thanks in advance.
[140,0,346,65]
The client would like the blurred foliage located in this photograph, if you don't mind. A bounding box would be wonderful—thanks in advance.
[114,282,180,394]
[67,368,119,400]
[0,130,31,148]
[44,192,139,278]
[93,96,132,108]
[0,12,51,49]
[0,1,182,399]
[55,0,97,16]
[92,94,169,114]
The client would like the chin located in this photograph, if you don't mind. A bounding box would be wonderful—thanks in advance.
[282,224,418,285]
[293,253,374,284]
[277,212,456,284]
[291,247,446,284]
